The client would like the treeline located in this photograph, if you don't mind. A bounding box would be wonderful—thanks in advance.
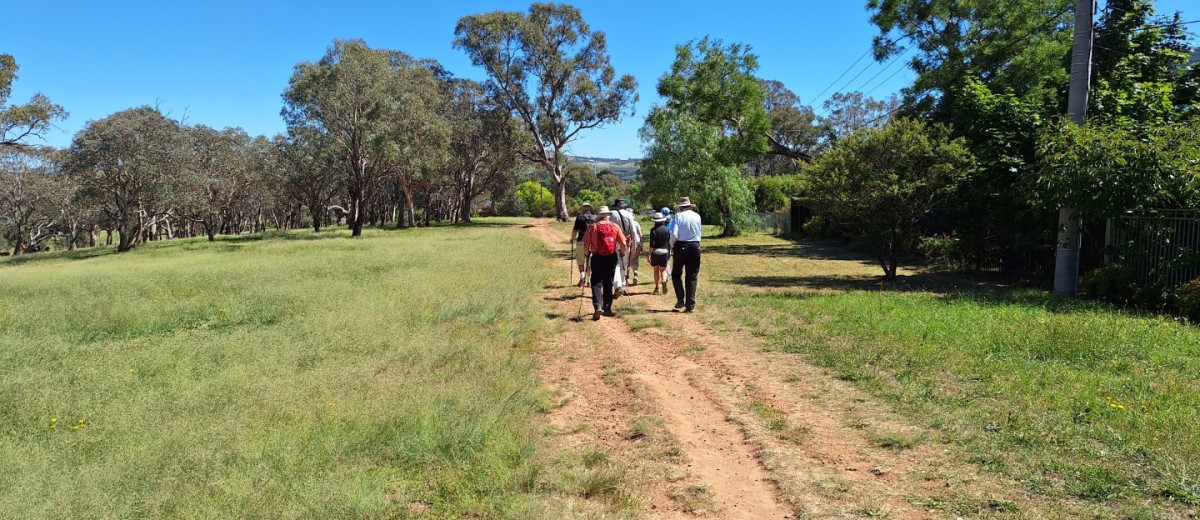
[0,42,529,254]
[637,0,1200,281]
[1,3,647,254]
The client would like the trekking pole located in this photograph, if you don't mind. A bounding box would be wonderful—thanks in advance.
[577,254,590,320]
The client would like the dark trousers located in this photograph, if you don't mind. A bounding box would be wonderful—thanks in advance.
[590,253,618,311]
[672,241,701,307]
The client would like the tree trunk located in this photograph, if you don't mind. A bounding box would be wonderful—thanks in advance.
[552,164,569,222]
[310,206,323,232]
[460,174,474,224]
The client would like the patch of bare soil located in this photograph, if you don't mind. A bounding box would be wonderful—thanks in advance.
[528,221,1079,518]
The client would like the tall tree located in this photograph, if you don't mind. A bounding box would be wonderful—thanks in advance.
[0,54,67,150]
[867,0,1073,119]
[639,38,768,236]
[753,79,823,174]
[454,3,638,221]
[282,39,400,236]
[279,131,337,232]
[1091,0,1200,126]
[66,107,185,252]
[182,126,255,241]
[382,56,451,228]
[821,92,899,143]
[443,79,522,223]
[0,147,60,254]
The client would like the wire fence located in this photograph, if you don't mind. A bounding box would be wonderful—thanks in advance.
[1106,209,1200,290]
[755,211,793,236]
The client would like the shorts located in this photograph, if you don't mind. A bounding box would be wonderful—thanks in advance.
[650,253,668,267]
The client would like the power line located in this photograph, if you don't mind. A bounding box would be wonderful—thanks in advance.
[844,49,907,97]
[809,47,874,104]
[863,63,911,98]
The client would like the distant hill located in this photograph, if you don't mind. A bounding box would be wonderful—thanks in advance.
[569,156,641,181]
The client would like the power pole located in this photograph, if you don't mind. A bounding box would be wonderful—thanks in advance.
[1053,0,1094,297]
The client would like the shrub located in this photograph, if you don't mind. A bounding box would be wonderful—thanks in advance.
[1176,278,1200,321]
[1080,265,1137,305]
[918,234,970,271]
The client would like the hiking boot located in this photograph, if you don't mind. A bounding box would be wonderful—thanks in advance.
[592,310,601,321]
[652,287,660,295]
[684,306,695,313]
[674,301,686,309]
[603,310,616,317]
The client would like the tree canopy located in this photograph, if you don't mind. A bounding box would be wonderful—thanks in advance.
[455,3,638,221]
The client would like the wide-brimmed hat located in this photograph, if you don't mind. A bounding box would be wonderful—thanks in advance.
[676,197,693,208]
[580,202,592,208]
[595,205,612,216]
[651,212,668,222]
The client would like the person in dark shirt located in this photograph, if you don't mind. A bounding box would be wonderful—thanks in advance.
[647,212,672,294]
[571,202,596,286]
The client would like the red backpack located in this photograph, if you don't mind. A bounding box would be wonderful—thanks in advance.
[592,222,619,256]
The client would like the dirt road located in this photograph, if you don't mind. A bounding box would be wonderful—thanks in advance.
[530,221,1075,518]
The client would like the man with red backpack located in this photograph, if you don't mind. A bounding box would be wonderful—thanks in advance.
[583,205,629,321]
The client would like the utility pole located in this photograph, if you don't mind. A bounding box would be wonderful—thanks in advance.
[1053,0,1094,297]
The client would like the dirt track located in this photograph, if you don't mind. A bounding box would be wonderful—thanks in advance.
[529,221,1078,518]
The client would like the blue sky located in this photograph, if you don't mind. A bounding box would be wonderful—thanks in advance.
[2,1,1195,159]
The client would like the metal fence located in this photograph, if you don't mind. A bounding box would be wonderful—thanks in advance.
[1105,209,1200,289]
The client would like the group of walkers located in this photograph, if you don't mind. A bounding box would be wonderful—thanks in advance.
[571,196,703,321]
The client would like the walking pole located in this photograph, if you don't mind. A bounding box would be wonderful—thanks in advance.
[576,253,588,320]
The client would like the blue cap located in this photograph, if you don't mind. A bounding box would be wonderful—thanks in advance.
[661,207,671,214]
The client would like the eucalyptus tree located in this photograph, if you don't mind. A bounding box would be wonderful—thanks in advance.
[279,131,338,232]
[443,79,523,223]
[0,147,61,254]
[0,54,67,150]
[454,3,638,221]
[639,38,768,236]
[183,126,255,240]
[282,39,400,236]
[754,79,823,174]
[382,56,451,228]
[66,106,185,252]
[819,92,901,146]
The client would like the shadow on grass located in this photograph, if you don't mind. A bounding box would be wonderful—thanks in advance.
[0,229,358,269]
[704,237,872,262]
[0,246,115,267]
[727,272,1120,315]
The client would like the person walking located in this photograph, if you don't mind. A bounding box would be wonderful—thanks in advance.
[583,206,629,320]
[669,197,703,313]
[627,213,643,286]
[608,199,637,287]
[647,212,671,294]
[570,202,596,287]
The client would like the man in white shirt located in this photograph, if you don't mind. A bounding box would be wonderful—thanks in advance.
[669,196,703,312]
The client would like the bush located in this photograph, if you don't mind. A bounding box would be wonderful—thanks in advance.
[801,215,842,239]
[748,175,805,212]
[1176,278,1200,321]
[1080,265,1138,305]
[918,234,971,271]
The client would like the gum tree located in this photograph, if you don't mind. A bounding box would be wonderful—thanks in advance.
[454,3,637,221]
[0,54,67,150]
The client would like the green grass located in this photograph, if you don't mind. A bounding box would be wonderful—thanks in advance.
[706,234,1200,515]
[0,223,564,518]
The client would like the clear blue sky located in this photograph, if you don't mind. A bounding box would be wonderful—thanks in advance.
[2,1,1194,159]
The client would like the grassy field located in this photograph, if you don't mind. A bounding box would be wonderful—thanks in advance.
[702,233,1200,517]
[0,222,574,518]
